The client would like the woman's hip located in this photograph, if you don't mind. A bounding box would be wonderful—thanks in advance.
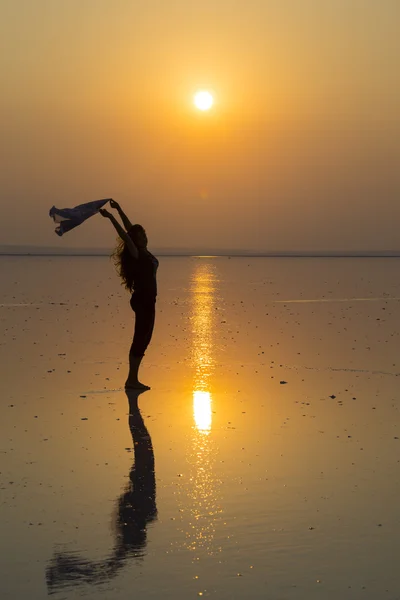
[130,294,156,313]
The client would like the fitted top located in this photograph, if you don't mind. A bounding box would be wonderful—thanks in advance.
[131,248,159,299]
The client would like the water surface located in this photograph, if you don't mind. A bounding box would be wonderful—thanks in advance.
[1,256,400,599]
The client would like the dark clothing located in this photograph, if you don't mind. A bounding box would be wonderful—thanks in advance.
[129,248,158,357]
[129,295,156,357]
[131,248,159,300]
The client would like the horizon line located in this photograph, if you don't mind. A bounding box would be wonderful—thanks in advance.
[2,251,400,258]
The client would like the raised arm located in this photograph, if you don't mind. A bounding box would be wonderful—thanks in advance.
[99,209,138,259]
[109,200,133,232]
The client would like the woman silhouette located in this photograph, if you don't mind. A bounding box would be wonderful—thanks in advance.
[100,200,158,390]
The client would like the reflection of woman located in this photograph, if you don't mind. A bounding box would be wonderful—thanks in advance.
[115,390,157,552]
[100,200,159,390]
[46,390,157,593]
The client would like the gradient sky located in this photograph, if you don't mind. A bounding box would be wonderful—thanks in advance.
[1,0,399,251]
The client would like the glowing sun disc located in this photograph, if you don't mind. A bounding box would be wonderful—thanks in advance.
[194,90,214,111]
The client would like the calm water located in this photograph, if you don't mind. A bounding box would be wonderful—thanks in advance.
[1,256,400,599]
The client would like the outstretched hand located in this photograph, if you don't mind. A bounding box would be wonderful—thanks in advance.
[110,199,120,210]
[99,208,112,218]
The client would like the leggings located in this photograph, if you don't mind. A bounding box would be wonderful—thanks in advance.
[129,295,156,357]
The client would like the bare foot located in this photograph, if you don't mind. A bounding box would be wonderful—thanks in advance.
[125,380,150,391]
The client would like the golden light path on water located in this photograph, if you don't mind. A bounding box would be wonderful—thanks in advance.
[182,260,222,556]
[191,261,216,432]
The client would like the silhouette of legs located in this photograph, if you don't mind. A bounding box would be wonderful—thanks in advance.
[126,298,155,389]
[125,354,149,390]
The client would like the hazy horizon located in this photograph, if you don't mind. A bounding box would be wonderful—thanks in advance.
[2,243,400,258]
[1,1,399,252]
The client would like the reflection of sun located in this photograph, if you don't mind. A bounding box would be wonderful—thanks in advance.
[191,263,217,396]
[174,260,222,558]
[194,90,214,111]
[193,391,212,434]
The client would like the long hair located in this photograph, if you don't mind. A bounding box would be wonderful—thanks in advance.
[112,225,143,291]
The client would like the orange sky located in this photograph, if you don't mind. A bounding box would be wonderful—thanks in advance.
[1,0,399,251]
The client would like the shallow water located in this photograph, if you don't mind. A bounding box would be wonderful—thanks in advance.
[1,256,400,599]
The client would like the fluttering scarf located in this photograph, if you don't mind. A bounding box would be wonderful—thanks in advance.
[49,199,111,236]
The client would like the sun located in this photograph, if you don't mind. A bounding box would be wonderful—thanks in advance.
[194,90,214,111]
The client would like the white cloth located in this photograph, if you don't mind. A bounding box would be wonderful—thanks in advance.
[49,199,111,236]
